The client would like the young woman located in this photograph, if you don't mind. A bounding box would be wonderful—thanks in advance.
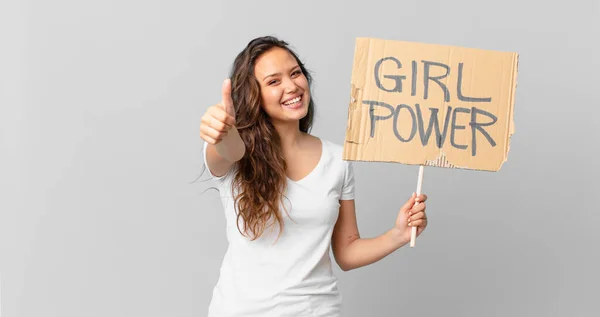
[200,36,428,317]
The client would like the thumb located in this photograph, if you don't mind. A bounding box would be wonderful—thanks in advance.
[400,192,417,212]
[221,78,235,118]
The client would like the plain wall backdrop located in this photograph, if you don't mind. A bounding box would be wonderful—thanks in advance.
[1,0,599,316]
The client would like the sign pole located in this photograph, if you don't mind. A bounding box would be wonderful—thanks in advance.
[410,165,424,247]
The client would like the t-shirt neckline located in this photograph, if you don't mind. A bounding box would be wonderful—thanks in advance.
[286,138,325,184]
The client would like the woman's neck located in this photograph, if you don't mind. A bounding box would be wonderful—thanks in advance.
[273,121,305,151]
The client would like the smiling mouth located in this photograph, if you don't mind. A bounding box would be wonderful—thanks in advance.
[282,95,303,108]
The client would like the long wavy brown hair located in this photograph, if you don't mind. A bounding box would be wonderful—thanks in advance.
[228,36,315,241]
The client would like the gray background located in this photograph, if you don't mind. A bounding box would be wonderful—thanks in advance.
[1,0,599,316]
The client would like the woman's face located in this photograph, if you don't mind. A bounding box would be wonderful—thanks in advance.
[253,47,310,125]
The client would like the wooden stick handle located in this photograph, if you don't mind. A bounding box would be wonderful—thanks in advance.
[410,165,424,247]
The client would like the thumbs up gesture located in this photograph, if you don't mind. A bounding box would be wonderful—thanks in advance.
[200,79,237,145]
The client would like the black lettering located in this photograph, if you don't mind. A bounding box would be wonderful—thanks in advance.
[365,100,394,138]
[374,57,405,93]
[415,104,452,148]
[366,100,498,156]
[451,107,470,150]
[422,60,450,102]
[457,63,492,102]
[469,107,497,156]
[393,104,417,142]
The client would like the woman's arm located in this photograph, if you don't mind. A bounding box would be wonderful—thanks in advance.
[331,195,427,271]
[201,79,245,176]
[205,127,245,176]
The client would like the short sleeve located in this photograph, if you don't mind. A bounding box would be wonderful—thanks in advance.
[340,161,355,200]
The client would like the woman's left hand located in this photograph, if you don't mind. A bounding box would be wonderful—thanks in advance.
[394,192,428,243]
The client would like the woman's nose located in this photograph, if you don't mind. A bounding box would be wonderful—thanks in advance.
[283,78,299,94]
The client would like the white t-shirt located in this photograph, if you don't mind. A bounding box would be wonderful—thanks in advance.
[202,138,355,317]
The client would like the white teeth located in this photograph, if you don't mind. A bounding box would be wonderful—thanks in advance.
[283,96,301,105]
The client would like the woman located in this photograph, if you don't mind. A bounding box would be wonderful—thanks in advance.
[200,36,428,317]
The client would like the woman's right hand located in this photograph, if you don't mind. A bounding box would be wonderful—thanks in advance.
[200,79,236,145]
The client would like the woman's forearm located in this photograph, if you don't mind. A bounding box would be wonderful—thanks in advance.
[338,228,409,271]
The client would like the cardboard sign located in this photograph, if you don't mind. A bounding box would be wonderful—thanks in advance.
[343,38,519,172]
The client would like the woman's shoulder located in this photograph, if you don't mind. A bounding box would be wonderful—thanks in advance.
[318,137,355,192]
[320,138,342,153]
[318,137,350,165]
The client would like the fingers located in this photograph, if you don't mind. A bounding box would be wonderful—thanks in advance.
[407,210,426,225]
[410,201,426,213]
[200,105,234,144]
[208,106,235,128]
[201,135,220,145]
[400,192,427,213]
[200,124,227,143]
[400,192,417,212]
[200,79,237,145]
[221,78,235,118]
[408,218,427,228]
[406,194,428,228]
